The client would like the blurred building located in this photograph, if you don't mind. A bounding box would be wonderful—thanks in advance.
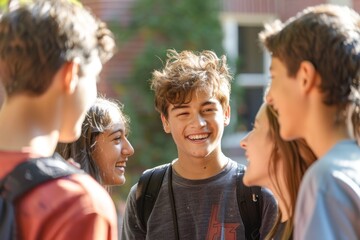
[0,0,358,162]
[80,0,359,163]
[219,0,359,163]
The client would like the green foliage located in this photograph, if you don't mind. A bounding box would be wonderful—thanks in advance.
[0,0,31,11]
[131,0,223,52]
[114,0,225,199]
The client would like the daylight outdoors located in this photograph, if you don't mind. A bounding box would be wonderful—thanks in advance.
[0,0,358,228]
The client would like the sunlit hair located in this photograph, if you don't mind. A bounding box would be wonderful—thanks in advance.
[265,104,316,240]
[0,0,115,97]
[56,96,130,187]
[259,4,360,139]
[150,49,233,118]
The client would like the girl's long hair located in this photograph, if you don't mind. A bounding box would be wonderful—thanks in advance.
[265,105,316,240]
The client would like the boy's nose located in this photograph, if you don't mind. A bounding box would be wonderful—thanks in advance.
[191,114,206,127]
[239,135,248,149]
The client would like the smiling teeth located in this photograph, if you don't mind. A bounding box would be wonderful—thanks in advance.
[188,134,209,140]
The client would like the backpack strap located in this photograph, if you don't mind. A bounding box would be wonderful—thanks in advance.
[134,162,264,239]
[236,163,263,240]
[0,153,83,240]
[1,153,83,201]
[135,163,170,230]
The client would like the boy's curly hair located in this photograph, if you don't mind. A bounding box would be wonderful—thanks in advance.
[150,49,233,118]
[0,0,116,96]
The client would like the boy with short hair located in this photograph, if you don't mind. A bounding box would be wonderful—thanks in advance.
[261,4,360,239]
[122,49,277,239]
[0,0,118,239]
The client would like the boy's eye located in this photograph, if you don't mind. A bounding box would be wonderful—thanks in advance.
[113,136,122,143]
[204,108,215,112]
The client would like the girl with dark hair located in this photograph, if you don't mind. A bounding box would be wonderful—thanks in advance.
[56,96,134,189]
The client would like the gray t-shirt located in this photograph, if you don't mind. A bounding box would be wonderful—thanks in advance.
[294,140,360,240]
[122,159,277,240]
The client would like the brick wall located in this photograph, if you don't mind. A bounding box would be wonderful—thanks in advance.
[353,0,360,11]
[82,0,144,98]
[221,0,278,13]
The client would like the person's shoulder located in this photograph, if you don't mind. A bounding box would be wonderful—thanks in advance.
[143,163,170,173]
[322,140,360,161]
[260,187,277,207]
[66,174,117,214]
[306,140,360,178]
[16,173,117,239]
[136,163,170,186]
[261,187,274,198]
[301,142,359,196]
[128,182,138,196]
[132,163,170,193]
[227,158,242,169]
[20,173,116,220]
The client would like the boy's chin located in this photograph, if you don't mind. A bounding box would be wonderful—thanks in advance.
[279,128,299,141]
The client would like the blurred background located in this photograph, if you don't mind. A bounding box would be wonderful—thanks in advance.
[0,0,359,225]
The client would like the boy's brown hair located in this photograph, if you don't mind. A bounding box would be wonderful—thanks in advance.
[0,0,115,97]
[150,49,233,118]
[259,4,360,107]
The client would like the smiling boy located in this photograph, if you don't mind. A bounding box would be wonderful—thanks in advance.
[261,4,360,239]
[122,49,277,240]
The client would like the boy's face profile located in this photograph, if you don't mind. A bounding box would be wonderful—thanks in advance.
[266,57,304,141]
[161,90,230,161]
[59,59,102,142]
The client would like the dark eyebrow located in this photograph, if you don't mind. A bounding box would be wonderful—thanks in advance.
[170,100,217,112]
[170,105,189,112]
[108,129,123,137]
[202,100,217,107]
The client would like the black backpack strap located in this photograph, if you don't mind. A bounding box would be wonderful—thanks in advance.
[0,153,83,240]
[135,163,170,231]
[1,153,83,201]
[236,163,263,240]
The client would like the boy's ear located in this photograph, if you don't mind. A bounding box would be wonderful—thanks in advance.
[224,105,231,126]
[62,61,80,94]
[298,61,318,95]
[161,114,171,133]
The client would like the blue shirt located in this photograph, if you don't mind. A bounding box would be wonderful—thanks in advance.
[294,140,360,239]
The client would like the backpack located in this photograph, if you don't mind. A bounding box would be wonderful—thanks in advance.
[0,154,83,240]
[135,163,263,240]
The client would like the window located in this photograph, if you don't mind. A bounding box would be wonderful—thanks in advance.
[236,26,267,131]
[237,26,263,74]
